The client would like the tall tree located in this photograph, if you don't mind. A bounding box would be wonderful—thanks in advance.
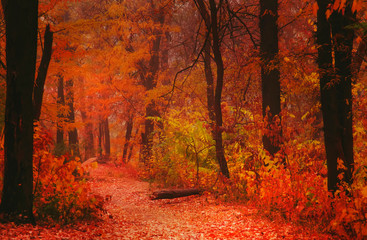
[56,74,65,151]
[33,24,53,121]
[194,0,230,178]
[97,117,110,159]
[65,78,80,158]
[316,0,355,192]
[139,1,165,163]
[122,116,133,163]
[102,117,110,157]
[80,107,95,161]
[0,0,38,223]
[260,0,282,156]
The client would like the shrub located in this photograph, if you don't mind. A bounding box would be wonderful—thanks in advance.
[0,126,103,224]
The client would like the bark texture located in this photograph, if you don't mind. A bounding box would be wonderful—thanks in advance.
[56,75,65,146]
[317,0,355,192]
[66,78,79,158]
[0,0,39,223]
[140,3,165,163]
[150,188,202,200]
[195,0,230,178]
[260,0,282,156]
[122,117,133,163]
[33,24,53,121]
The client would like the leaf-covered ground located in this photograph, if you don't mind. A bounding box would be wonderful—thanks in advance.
[0,163,334,239]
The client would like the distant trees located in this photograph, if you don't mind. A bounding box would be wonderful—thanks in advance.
[56,75,65,148]
[66,78,80,158]
[0,0,39,223]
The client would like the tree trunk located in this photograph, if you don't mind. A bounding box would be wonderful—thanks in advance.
[150,188,202,200]
[260,0,282,156]
[209,0,230,178]
[194,0,230,178]
[128,127,139,161]
[66,78,79,158]
[97,117,110,160]
[80,109,94,161]
[56,75,65,146]
[330,7,355,190]
[33,24,53,121]
[140,4,165,163]
[203,38,215,125]
[142,103,155,163]
[122,116,133,163]
[98,119,103,156]
[0,0,38,224]
[317,0,355,192]
[79,77,94,161]
[103,117,110,157]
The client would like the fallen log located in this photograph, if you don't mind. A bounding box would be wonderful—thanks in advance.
[150,188,202,200]
[81,157,97,167]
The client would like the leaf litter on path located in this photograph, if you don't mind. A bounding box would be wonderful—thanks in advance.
[0,163,333,239]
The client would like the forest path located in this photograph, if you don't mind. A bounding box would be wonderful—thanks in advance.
[87,163,327,239]
[0,162,331,239]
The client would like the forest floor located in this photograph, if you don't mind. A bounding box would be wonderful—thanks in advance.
[0,163,334,239]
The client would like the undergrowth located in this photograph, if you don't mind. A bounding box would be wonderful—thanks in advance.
[139,110,367,240]
[0,126,104,224]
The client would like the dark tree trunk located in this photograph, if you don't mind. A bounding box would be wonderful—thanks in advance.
[65,79,79,158]
[140,5,165,163]
[317,0,336,192]
[330,7,355,190]
[80,109,94,161]
[97,117,110,160]
[195,0,215,124]
[103,117,110,157]
[56,75,65,146]
[194,0,230,178]
[150,188,202,200]
[209,0,230,178]
[98,120,103,156]
[122,117,133,163]
[260,0,282,156]
[79,78,94,161]
[317,0,355,192]
[0,0,38,224]
[204,39,215,124]
[128,127,139,161]
[142,103,155,163]
[33,24,53,121]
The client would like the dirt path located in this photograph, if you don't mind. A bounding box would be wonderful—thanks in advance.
[86,163,330,239]
[0,163,332,239]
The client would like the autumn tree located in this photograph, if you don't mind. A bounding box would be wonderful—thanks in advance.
[65,78,80,158]
[316,0,355,192]
[56,75,66,148]
[0,0,38,223]
[79,78,95,160]
[33,24,53,121]
[98,117,110,159]
[138,1,166,163]
[0,11,4,131]
[194,0,230,178]
[260,0,282,156]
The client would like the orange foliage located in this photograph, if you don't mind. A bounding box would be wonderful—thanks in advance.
[32,125,104,224]
[0,126,103,224]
